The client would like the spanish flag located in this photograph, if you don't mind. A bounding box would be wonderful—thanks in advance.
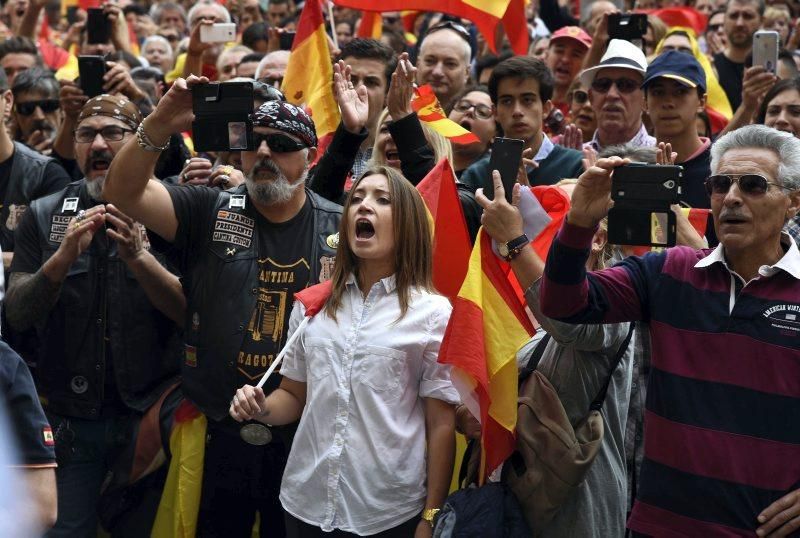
[439,229,536,481]
[413,85,480,146]
[282,0,340,138]
[356,11,383,39]
[333,0,529,54]
[416,158,472,300]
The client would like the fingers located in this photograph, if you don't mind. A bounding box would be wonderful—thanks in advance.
[491,169,505,201]
[758,491,800,536]
[511,183,522,207]
[105,204,134,227]
[229,385,266,421]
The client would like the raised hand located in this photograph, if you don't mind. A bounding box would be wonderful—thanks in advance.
[333,60,369,134]
[656,142,677,165]
[569,156,630,228]
[741,66,777,113]
[560,123,584,150]
[57,205,106,266]
[386,52,417,120]
[147,74,209,143]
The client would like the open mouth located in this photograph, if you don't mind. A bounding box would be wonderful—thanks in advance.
[355,219,375,239]
[459,120,472,130]
[721,215,748,225]
[385,150,399,162]
[90,159,110,172]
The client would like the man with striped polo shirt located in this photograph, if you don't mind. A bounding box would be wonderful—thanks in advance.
[539,124,800,536]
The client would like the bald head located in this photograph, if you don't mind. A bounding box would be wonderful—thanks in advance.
[416,29,471,109]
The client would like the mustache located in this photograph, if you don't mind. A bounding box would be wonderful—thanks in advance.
[252,158,281,175]
[31,119,55,132]
[87,150,114,165]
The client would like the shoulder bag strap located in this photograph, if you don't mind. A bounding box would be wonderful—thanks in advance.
[518,332,551,385]
[589,322,635,412]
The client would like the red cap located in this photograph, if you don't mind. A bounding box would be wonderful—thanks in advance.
[549,26,592,50]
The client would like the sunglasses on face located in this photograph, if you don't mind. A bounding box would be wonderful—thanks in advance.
[253,132,306,153]
[591,77,640,94]
[571,89,589,104]
[452,100,493,119]
[74,125,134,143]
[705,174,793,196]
[16,99,60,116]
[707,23,723,32]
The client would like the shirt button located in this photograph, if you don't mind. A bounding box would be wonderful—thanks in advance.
[90,408,97,415]
[251,288,257,295]
[238,324,244,331]
[95,364,101,370]
[96,318,103,325]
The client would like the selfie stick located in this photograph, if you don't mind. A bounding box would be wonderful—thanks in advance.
[255,316,311,389]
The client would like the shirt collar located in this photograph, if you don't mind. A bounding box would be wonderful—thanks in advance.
[345,273,398,293]
[588,123,655,151]
[695,232,800,280]
[534,133,554,161]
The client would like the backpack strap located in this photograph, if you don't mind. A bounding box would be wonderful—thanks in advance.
[588,322,635,412]
[518,333,551,385]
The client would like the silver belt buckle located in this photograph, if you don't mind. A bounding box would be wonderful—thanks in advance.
[240,422,272,446]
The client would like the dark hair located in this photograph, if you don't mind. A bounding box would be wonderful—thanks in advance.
[380,27,407,55]
[240,52,265,65]
[105,50,142,69]
[474,49,513,83]
[779,49,798,78]
[269,0,291,5]
[242,22,269,49]
[336,38,398,88]
[488,55,554,104]
[11,67,59,99]
[0,37,40,62]
[707,7,727,29]
[278,14,298,27]
[130,65,165,84]
[726,0,766,17]
[123,4,147,17]
[756,76,800,123]
[696,109,712,138]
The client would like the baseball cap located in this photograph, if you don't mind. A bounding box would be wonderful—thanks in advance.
[579,39,648,87]
[642,50,706,92]
[549,26,592,50]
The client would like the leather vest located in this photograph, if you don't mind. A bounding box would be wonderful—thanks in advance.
[29,181,182,418]
[182,186,342,421]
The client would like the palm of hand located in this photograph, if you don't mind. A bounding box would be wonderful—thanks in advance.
[340,88,368,130]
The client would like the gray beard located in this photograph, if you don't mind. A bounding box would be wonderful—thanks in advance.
[245,163,307,205]
[85,175,106,201]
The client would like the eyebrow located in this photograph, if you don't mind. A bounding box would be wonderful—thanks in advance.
[353,187,391,196]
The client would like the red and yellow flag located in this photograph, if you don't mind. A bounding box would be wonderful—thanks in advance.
[416,159,472,299]
[333,0,528,54]
[282,0,340,138]
[356,11,383,39]
[439,230,535,481]
[413,85,480,146]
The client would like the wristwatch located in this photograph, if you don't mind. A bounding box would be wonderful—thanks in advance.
[422,508,441,527]
[498,234,529,262]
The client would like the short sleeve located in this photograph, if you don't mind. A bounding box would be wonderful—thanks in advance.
[36,161,73,198]
[0,344,56,466]
[164,184,220,272]
[279,301,308,382]
[420,299,460,404]
[9,203,42,274]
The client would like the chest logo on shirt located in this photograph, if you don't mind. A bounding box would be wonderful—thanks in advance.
[6,203,27,231]
[49,214,73,244]
[212,210,254,249]
[762,304,800,335]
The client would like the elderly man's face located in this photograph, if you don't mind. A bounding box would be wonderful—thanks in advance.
[74,115,134,198]
[712,147,800,256]
[13,90,62,140]
[258,52,289,87]
[416,29,470,108]
[590,67,645,143]
[160,8,186,34]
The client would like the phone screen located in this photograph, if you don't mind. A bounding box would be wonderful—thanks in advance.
[78,56,106,98]
[485,137,524,204]
[86,8,110,44]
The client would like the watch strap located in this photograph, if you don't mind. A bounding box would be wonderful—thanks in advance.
[503,234,529,261]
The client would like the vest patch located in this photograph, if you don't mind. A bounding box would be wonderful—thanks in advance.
[6,203,27,231]
[319,255,335,282]
[49,214,72,243]
[213,210,254,248]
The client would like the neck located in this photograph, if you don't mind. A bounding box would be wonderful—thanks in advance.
[0,127,14,163]
[725,44,751,63]
[597,122,641,147]
[725,239,785,281]
[527,131,544,155]
[357,260,394,296]
[658,131,703,163]
[252,187,307,223]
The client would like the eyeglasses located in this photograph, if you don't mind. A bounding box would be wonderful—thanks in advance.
[707,23,723,32]
[705,174,794,196]
[16,99,59,116]
[571,89,589,104]
[74,125,134,143]
[590,77,641,94]
[426,20,471,44]
[252,82,286,103]
[383,16,399,24]
[452,100,493,119]
[253,132,306,153]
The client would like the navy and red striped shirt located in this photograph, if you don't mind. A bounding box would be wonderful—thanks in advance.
[540,220,800,536]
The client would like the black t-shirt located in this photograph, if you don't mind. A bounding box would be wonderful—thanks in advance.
[0,340,56,466]
[167,185,313,391]
[713,52,745,112]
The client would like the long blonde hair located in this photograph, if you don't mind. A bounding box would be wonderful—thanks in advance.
[370,108,453,168]
[325,165,433,319]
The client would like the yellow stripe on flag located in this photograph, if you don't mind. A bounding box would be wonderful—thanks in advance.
[463,0,512,18]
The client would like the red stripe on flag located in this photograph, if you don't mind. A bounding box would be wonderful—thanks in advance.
[293,0,325,47]
[479,233,535,333]
[440,297,489,387]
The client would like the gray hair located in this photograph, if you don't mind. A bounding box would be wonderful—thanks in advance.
[187,0,231,25]
[711,125,800,190]
[598,143,657,163]
[141,35,173,59]
[149,2,186,25]
[255,50,290,79]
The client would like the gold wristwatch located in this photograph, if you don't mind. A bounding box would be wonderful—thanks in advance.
[422,508,441,527]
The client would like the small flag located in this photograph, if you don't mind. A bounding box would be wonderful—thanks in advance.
[42,427,54,446]
[412,85,480,146]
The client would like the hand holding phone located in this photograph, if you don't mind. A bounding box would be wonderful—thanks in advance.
[753,30,779,74]
[78,56,107,98]
[200,23,236,43]
[485,137,524,204]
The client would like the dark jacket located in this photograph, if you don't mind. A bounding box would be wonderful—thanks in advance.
[22,181,182,419]
[181,186,342,420]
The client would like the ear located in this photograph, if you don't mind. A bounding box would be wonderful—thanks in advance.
[542,99,553,119]
[306,146,317,165]
[2,89,13,119]
[591,226,608,254]
[786,189,800,221]
[698,92,708,113]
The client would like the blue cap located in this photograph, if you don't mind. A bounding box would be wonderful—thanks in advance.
[642,50,706,92]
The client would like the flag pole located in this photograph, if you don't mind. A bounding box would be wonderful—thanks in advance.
[327,1,339,49]
[255,316,311,389]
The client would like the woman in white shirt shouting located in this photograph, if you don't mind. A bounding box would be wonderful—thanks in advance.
[230,165,459,538]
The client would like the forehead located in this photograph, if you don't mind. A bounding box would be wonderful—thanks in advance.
[344,57,386,81]
[497,76,541,96]
[717,147,780,176]
[420,31,467,61]
[663,34,692,47]
[709,12,725,24]
[253,125,301,142]
[354,173,390,192]
[461,91,492,106]
[549,39,585,54]
[144,41,168,51]
[268,3,288,11]
[77,115,129,130]
[191,6,223,22]
[16,89,55,101]
[727,1,759,14]
[648,77,690,90]
[1,53,36,67]
[768,88,800,105]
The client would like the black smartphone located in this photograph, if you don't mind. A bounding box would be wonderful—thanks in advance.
[279,31,296,50]
[608,13,648,42]
[608,163,683,247]
[66,6,79,25]
[78,55,107,98]
[485,137,524,204]
[86,8,111,44]
[192,81,254,152]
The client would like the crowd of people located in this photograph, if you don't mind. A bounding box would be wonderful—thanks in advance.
[0,0,799,536]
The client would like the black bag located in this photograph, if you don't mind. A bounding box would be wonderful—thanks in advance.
[433,482,530,538]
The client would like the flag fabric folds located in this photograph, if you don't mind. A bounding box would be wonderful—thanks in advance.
[281,0,340,138]
[439,230,536,481]
[413,85,480,146]
[356,11,383,38]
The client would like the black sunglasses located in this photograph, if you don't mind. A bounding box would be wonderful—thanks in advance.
[705,174,793,196]
[252,132,306,153]
[426,20,471,43]
[707,23,723,32]
[16,99,60,116]
[591,77,640,94]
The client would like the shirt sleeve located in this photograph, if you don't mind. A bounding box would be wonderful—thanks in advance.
[389,113,436,185]
[9,203,42,274]
[420,298,460,404]
[35,161,73,198]
[308,123,368,202]
[280,301,308,382]
[164,184,219,272]
[1,344,56,467]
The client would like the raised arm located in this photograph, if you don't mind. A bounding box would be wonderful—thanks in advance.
[103,76,208,242]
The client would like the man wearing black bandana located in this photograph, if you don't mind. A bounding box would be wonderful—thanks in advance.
[103,75,342,537]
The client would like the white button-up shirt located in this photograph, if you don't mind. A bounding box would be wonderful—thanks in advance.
[279,274,459,535]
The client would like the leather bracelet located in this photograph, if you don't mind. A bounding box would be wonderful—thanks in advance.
[136,121,169,152]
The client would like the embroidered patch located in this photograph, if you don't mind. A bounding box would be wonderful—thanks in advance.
[185,344,197,367]
[49,215,72,243]
[762,304,800,335]
[42,426,54,446]
[5,203,27,231]
[62,197,79,212]
[212,210,254,248]
[326,232,339,249]
[319,255,335,282]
